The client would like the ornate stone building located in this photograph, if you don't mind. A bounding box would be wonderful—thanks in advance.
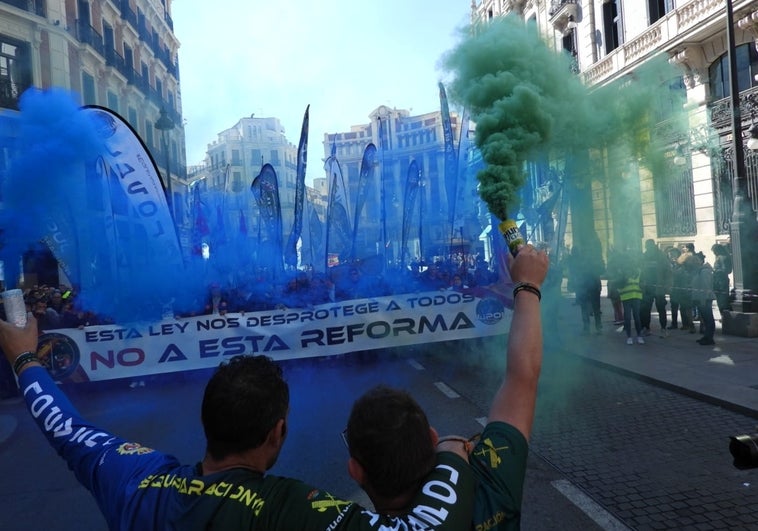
[471,0,758,263]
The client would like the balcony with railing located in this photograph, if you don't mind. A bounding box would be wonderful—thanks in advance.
[1,0,45,17]
[549,0,578,34]
[582,0,723,86]
[104,47,126,71]
[118,0,138,29]
[75,19,105,57]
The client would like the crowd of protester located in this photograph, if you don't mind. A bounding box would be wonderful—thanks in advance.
[8,252,501,329]
[186,253,500,317]
[13,239,734,338]
[16,284,106,331]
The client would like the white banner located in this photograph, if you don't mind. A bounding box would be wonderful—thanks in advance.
[37,291,512,383]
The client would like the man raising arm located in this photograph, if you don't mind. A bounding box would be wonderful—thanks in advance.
[345,242,549,530]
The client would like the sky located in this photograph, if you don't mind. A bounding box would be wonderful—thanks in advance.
[171,1,472,182]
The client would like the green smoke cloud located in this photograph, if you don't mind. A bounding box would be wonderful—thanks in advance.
[442,15,690,222]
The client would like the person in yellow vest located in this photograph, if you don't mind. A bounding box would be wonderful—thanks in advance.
[618,251,645,345]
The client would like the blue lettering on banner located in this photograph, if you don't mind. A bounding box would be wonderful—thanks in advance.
[149,322,190,336]
[406,293,474,309]
[199,335,290,357]
[85,328,143,342]
[385,300,401,311]
[158,344,188,363]
[300,312,475,348]
[196,317,240,331]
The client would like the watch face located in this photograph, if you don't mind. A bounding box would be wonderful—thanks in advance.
[36,332,81,381]
[476,297,505,325]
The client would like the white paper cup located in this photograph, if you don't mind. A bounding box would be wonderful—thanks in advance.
[2,289,27,328]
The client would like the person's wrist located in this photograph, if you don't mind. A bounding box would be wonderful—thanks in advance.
[13,351,40,376]
[513,281,542,301]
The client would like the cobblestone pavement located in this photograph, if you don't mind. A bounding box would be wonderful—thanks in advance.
[532,353,757,530]
[414,336,758,531]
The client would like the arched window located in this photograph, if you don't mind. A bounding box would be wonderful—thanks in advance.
[708,43,758,101]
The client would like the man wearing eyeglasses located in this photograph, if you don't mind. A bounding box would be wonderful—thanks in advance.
[344,242,548,530]
[0,317,476,529]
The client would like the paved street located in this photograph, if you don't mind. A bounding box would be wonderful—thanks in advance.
[1,292,757,530]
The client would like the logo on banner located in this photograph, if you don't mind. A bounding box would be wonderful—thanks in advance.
[37,332,81,380]
[476,297,505,325]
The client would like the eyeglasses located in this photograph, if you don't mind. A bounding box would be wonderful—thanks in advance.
[341,428,349,450]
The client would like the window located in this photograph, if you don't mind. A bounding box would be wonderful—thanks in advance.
[563,30,578,72]
[107,91,119,113]
[655,76,686,121]
[270,150,280,165]
[648,0,674,25]
[128,107,138,129]
[145,120,153,147]
[82,72,96,105]
[124,43,133,70]
[708,43,758,101]
[603,0,622,54]
[0,36,32,111]
[103,23,115,65]
[654,161,696,237]
[232,149,241,164]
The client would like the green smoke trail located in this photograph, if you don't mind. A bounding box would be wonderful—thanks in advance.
[442,16,584,219]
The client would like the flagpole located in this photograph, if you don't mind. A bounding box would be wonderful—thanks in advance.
[419,172,425,265]
[378,117,389,271]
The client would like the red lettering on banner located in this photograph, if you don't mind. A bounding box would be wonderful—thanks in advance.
[90,348,145,370]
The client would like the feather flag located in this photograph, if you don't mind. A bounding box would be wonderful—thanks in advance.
[351,143,377,261]
[251,163,283,276]
[303,198,324,271]
[400,160,421,272]
[439,82,458,246]
[453,108,471,231]
[285,105,309,268]
[324,141,352,269]
[191,184,210,257]
[239,209,248,237]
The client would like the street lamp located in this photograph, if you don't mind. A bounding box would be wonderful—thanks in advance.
[725,0,758,320]
[155,107,175,220]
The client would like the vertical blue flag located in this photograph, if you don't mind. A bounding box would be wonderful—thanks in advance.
[285,105,309,268]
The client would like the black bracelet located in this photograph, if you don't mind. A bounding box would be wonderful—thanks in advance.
[437,434,481,453]
[13,351,38,376]
[513,282,541,301]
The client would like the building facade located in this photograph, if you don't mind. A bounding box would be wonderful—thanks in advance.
[193,115,299,246]
[1,0,185,282]
[471,0,758,275]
